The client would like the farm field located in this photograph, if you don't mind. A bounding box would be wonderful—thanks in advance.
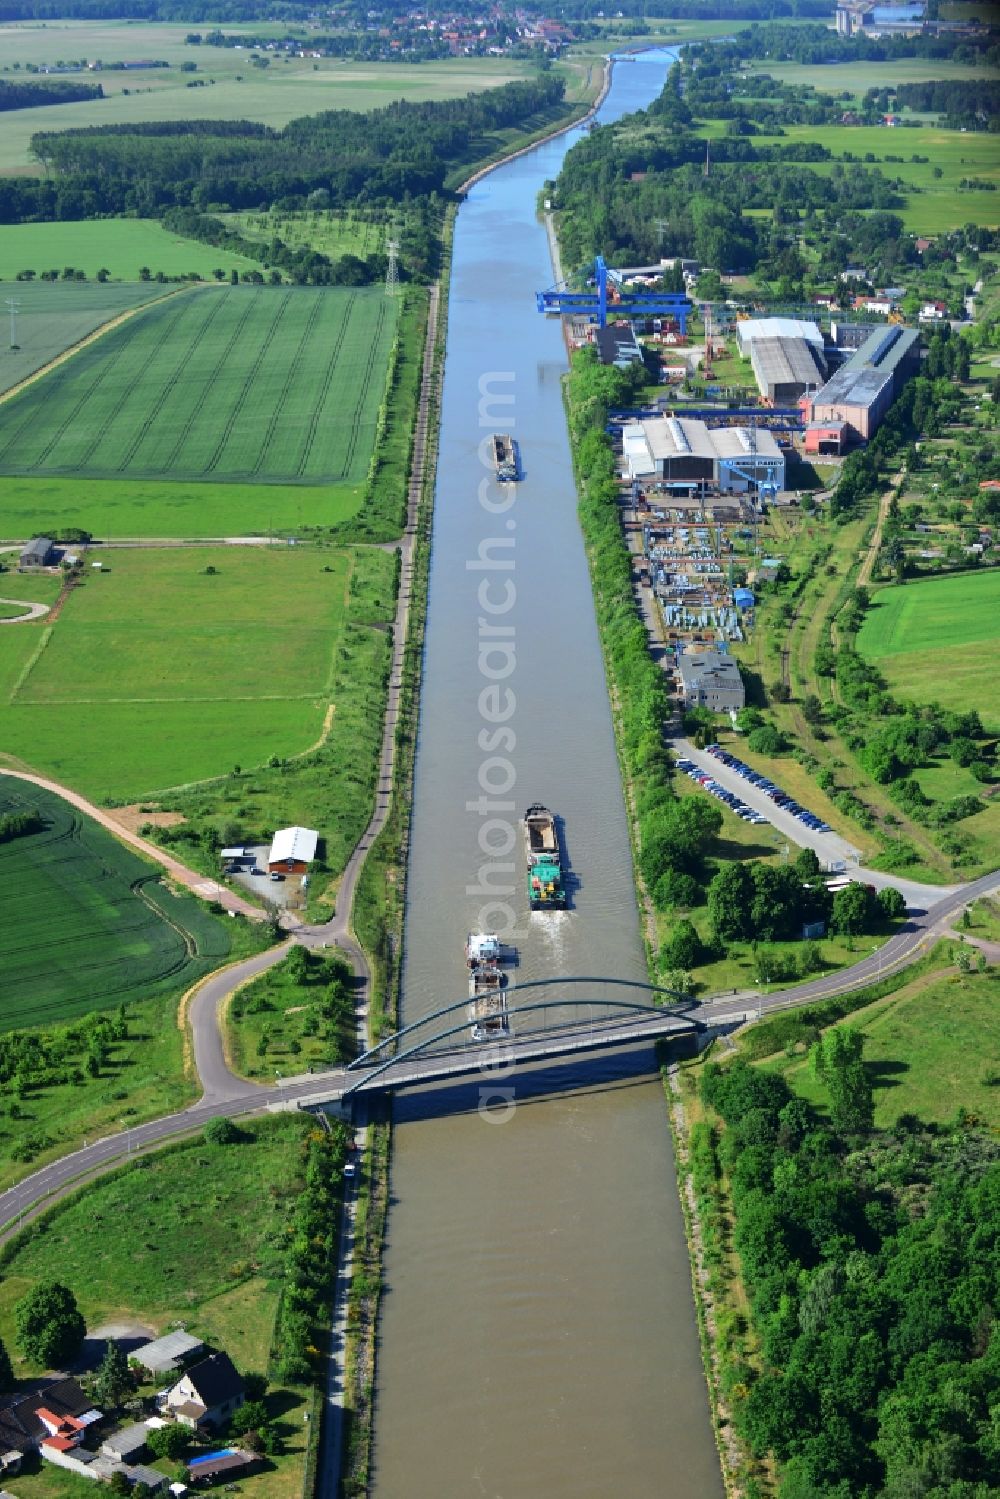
[0,280,170,397]
[0,21,530,172]
[857,570,1000,728]
[0,218,266,284]
[0,284,398,485]
[0,545,354,798]
[0,779,232,1029]
[764,967,1000,1130]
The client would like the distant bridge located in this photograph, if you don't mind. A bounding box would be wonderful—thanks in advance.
[339,977,700,1100]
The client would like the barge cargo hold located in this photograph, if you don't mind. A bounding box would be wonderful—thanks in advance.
[524,804,567,910]
[469,967,509,1040]
[492,432,519,482]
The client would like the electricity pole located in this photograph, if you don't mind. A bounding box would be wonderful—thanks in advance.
[5,297,20,349]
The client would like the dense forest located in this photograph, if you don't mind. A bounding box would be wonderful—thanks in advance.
[706,20,1000,68]
[0,75,566,224]
[554,60,908,276]
[894,78,1000,127]
[699,1057,1000,1498]
[0,78,104,110]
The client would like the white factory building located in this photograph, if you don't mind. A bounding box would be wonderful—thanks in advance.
[622,416,785,494]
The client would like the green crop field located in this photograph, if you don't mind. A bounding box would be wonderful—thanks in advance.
[0,21,529,173]
[0,545,353,798]
[0,284,398,484]
[0,779,231,1029]
[0,218,266,284]
[0,280,170,397]
[857,571,1000,725]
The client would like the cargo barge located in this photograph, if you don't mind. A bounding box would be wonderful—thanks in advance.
[524,804,566,910]
[492,432,519,483]
[466,932,509,1040]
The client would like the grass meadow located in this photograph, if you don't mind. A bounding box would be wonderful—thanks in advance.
[0,779,233,1028]
[0,217,266,283]
[746,57,1000,99]
[0,284,399,485]
[0,472,365,540]
[148,544,396,918]
[0,280,169,397]
[0,545,356,798]
[227,946,357,1080]
[763,966,1000,1130]
[225,206,398,262]
[0,20,529,173]
[777,124,1000,233]
[857,571,1000,728]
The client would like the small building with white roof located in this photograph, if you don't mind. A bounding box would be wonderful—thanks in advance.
[267,826,318,875]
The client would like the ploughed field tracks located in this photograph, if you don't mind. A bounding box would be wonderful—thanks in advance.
[0,285,398,485]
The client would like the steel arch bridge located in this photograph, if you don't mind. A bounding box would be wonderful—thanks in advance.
[341,976,699,1099]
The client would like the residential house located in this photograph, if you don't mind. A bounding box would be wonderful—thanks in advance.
[918,299,948,323]
[162,1353,245,1430]
[18,536,56,571]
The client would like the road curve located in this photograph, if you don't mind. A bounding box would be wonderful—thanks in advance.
[3,867,998,1243]
[0,597,50,625]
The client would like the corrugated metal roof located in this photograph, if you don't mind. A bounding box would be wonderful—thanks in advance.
[711,426,782,462]
[133,1331,204,1373]
[750,336,826,392]
[737,318,823,350]
[268,826,318,865]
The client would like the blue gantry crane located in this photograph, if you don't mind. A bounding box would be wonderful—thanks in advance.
[536,255,692,332]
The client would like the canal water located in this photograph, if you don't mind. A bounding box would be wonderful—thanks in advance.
[371,51,724,1498]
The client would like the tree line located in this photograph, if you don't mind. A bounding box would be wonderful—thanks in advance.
[0,75,566,224]
[0,77,103,111]
[894,78,1000,129]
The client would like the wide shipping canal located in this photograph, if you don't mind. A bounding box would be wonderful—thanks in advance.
[371,51,724,1497]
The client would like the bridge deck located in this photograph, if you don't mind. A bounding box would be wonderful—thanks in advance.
[342,1012,696,1097]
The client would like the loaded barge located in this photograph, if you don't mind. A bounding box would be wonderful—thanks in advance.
[524,804,566,910]
[466,932,509,1040]
[492,432,519,483]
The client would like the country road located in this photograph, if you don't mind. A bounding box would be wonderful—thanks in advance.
[2,862,997,1245]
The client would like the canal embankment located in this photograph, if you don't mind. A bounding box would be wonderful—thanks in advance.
[371,47,723,1499]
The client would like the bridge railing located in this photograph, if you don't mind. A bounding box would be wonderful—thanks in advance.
[350,976,695,1072]
[341,998,696,1100]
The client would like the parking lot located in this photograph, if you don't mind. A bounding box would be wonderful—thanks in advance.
[226,844,303,910]
[672,737,863,869]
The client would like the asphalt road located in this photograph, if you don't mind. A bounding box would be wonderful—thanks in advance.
[4,866,998,1245]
